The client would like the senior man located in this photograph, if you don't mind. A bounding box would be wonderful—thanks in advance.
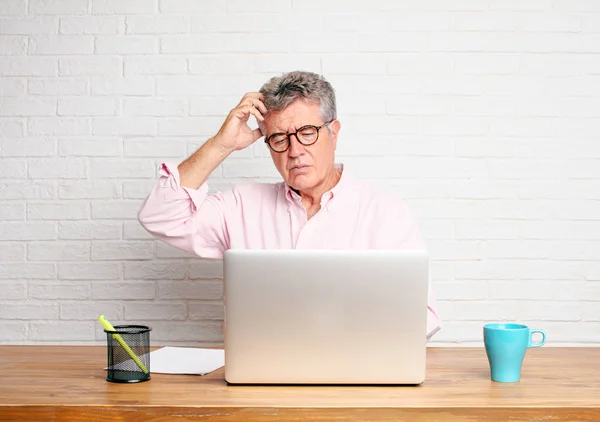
[138,70,441,339]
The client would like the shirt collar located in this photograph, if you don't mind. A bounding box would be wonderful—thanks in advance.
[284,163,349,211]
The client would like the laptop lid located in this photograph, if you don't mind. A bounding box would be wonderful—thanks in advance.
[223,249,429,385]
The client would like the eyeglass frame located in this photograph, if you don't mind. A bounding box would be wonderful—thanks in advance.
[264,120,334,153]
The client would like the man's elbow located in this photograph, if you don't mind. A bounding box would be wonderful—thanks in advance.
[137,200,159,236]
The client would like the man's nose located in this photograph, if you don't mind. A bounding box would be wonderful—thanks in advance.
[287,134,304,157]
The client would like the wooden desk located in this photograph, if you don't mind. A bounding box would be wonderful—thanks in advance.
[0,346,599,421]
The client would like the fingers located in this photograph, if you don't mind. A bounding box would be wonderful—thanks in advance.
[242,92,264,102]
[250,99,268,115]
[244,104,264,122]
[242,98,268,116]
[232,104,264,124]
[239,92,268,114]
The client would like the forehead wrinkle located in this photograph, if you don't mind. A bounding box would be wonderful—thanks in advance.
[264,99,321,134]
[267,115,300,134]
[272,115,298,130]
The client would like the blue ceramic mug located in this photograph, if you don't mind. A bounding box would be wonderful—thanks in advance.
[483,323,546,383]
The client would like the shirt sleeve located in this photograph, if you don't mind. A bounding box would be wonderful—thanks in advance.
[137,162,232,259]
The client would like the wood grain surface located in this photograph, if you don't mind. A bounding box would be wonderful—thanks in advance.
[1,346,599,421]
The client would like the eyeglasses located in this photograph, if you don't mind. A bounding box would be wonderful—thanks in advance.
[264,120,333,153]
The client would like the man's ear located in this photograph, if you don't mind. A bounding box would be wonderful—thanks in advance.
[330,119,341,149]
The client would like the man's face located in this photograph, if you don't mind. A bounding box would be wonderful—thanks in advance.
[263,99,340,192]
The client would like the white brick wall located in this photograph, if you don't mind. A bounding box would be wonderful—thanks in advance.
[1,0,599,347]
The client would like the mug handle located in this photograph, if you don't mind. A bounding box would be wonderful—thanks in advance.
[528,329,546,348]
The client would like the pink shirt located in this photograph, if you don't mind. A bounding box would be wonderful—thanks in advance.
[139,162,441,339]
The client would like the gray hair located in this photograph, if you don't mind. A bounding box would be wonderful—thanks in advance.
[259,71,337,123]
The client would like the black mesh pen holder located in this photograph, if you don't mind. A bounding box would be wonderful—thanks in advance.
[104,325,152,383]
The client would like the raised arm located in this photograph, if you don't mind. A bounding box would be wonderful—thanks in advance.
[177,92,267,189]
[138,93,267,257]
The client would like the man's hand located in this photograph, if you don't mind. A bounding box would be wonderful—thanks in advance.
[212,92,268,154]
[177,93,269,190]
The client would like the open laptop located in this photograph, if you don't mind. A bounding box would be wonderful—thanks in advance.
[223,249,429,385]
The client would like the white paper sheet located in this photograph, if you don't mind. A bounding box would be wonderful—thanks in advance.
[107,347,224,375]
[149,347,225,375]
